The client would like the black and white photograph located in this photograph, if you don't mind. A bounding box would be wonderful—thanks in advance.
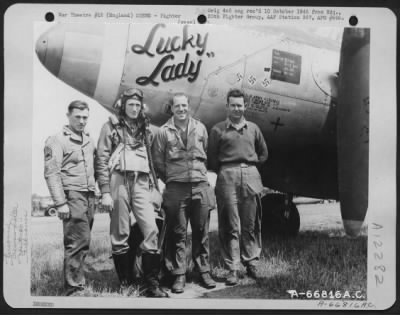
[3,4,397,310]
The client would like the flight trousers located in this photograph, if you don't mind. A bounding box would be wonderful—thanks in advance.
[163,181,215,275]
[215,164,263,271]
[109,171,159,255]
[63,190,95,295]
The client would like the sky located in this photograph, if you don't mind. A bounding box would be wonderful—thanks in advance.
[33,23,110,195]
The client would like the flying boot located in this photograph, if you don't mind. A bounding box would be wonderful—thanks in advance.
[142,252,169,298]
[112,251,134,287]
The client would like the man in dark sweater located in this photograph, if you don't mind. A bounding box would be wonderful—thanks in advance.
[208,88,268,286]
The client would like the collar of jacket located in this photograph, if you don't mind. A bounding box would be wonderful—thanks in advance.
[225,117,248,130]
[63,125,90,143]
[110,114,147,132]
[110,114,151,144]
[166,116,197,134]
[109,114,120,126]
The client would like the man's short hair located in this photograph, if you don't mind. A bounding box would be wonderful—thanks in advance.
[68,100,89,113]
[226,89,246,104]
[165,93,189,115]
[171,92,189,105]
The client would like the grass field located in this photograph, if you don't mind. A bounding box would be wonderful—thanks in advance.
[31,203,367,299]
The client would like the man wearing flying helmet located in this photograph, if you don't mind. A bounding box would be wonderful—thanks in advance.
[96,88,167,298]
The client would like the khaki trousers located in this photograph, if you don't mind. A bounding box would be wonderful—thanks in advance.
[163,181,214,275]
[63,190,95,294]
[215,165,262,271]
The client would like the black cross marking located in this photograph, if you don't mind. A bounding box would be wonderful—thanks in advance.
[271,117,284,131]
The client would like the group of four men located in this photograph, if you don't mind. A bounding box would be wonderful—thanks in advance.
[44,88,268,297]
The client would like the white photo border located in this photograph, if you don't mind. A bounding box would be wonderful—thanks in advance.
[3,3,397,310]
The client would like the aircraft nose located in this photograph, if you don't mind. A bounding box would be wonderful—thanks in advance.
[35,33,47,65]
[34,24,105,98]
[34,26,65,78]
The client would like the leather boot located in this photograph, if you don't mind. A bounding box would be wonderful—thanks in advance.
[112,252,134,287]
[226,270,239,286]
[142,252,169,298]
[200,272,216,289]
[171,275,186,293]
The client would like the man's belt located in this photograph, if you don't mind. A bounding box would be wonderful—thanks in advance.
[115,170,149,177]
[219,162,257,169]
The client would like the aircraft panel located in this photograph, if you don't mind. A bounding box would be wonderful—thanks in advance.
[94,23,131,108]
[270,49,301,84]
[242,40,335,107]
[58,31,104,97]
[311,48,339,98]
[196,60,246,128]
[244,90,330,149]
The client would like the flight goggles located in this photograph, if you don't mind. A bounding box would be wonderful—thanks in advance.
[121,88,143,101]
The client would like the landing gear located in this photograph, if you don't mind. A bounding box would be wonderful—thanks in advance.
[261,193,300,237]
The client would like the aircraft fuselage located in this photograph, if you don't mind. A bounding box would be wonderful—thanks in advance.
[36,23,342,199]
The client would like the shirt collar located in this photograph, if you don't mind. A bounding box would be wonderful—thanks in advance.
[167,116,194,132]
[63,125,89,142]
[226,117,248,131]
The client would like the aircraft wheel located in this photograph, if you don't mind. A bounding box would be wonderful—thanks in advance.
[261,194,300,237]
[46,207,57,217]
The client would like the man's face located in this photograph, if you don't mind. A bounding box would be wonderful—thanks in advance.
[227,96,245,121]
[171,95,189,122]
[67,108,89,133]
[125,98,142,119]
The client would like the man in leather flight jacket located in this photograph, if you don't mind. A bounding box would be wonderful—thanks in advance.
[96,88,167,298]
